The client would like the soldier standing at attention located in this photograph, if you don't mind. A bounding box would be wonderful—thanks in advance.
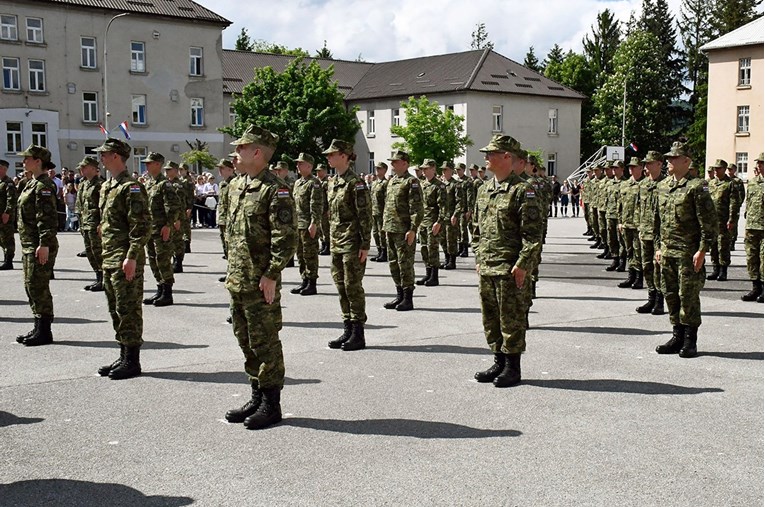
[323,139,372,351]
[654,142,716,358]
[166,163,186,273]
[472,135,542,388]
[215,159,235,261]
[290,153,323,296]
[596,161,612,256]
[15,145,58,346]
[456,163,470,257]
[617,157,644,289]
[605,161,626,271]
[315,163,331,256]
[370,162,389,262]
[581,166,593,237]
[223,125,296,430]
[176,164,195,261]
[466,164,480,249]
[727,162,745,250]
[707,159,740,282]
[0,159,17,270]
[75,157,104,291]
[439,162,461,270]
[636,151,666,315]
[416,159,446,287]
[382,150,423,312]
[741,153,764,302]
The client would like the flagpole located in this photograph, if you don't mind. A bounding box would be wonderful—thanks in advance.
[621,71,627,149]
[103,13,130,133]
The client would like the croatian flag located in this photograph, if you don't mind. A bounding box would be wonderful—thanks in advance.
[118,121,131,140]
[629,142,639,152]
[98,123,110,137]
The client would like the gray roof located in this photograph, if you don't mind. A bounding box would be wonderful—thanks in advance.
[701,16,764,52]
[35,0,230,26]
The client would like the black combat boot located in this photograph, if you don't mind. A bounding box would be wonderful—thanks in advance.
[300,279,317,296]
[328,320,353,349]
[707,265,720,280]
[98,345,126,376]
[225,383,262,423]
[618,268,636,288]
[91,271,104,292]
[153,283,174,307]
[244,388,282,430]
[742,281,763,302]
[493,353,521,388]
[615,254,627,272]
[656,325,684,354]
[376,248,388,262]
[16,317,39,343]
[23,315,53,346]
[631,271,643,290]
[758,292,764,303]
[341,321,366,351]
[459,243,469,258]
[184,240,191,253]
[596,247,610,259]
[716,266,728,282]
[589,238,601,248]
[143,284,162,305]
[636,290,656,314]
[76,250,87,257]
[587,235,597,241]
[531,280,537,299]
[395,287,414,311]
[679,326,698,358]
[416,267,432,286]
[605,257,619,271]
[218,275,227,283]
[173,253,184,273]
[651,292,665,315]
[424,267,439,287]
[444,254,456,270]
[0,252,14,270]
[109,346,141,380]
[384,286,404,309]
[474,353,505,383]
[290,278,309,294]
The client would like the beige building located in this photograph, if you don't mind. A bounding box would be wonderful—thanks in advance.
[702,16,764,180]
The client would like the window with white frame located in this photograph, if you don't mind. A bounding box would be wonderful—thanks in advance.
[392,109,400,127]
[189,47,203,76]
[28,60,45,92]
[446,105,455,112]
[6,122,22,153]
[492,105,503,132]
[81,37,97,68]
[228,105,236,125]
[367,110,375,135]
[368,152,375,173]
[83,92,98,123]
[1,15,17,41]
[739,58,751,86]
[26,17,43,43]
[547,153,557,176]
[133,146,147,174]
[130,41,145,72]
[131,95,146,125]
[737,105,750,133]
[736,153,748,173]
[31,123,47,147]
[190,98,204,127]
[2,57,20,90]
[548,108,558,134]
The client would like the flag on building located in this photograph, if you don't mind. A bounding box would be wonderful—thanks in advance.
[98,123,109,137]
[629,142,639,152]
[118,121,131,140]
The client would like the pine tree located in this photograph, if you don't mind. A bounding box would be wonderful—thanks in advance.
[315,40,333,59]
[582,9,622,87]
[542,44,565,71]
[678,0,714,105]
[235,28,254,51]
[711,0,762,35]
[523,46,542,73]
[470,23,494,50]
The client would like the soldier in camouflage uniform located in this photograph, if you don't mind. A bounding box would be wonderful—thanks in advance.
[581,167,594,237]
[316,163,331,256]
[473,135,543,388]
[742,153,764,302]
[215,158,235,262]
[322,139,372,351]
[525,154,548,302]
[604,161,626,271]
[654,142,716,359]
[15,145,58,346]
[636,151,666,315]
[466,163,481,249]
[617,157,644,289]
[588,163,605,251]
[456,163,470,257]
[727,162,745,250]
[0,159,17,270]
[439,162,462,270]
[596,162,612,256]
[165,163,186,273]
[94,138,150,379]
[290,153,323,296]
[707,159,740,282]
[223,125,296,431]
[176,164,195,262]
[370,162,389,262]
[75,156,104,291]
[416,159,446,287]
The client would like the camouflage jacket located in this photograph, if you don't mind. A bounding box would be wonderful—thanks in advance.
[605,177,626,219]
[225,170,297,292]
[637,175,665,240]
[421,176,446,228]
[178,176,195,212]
[327,168,372,253]
[293,175,324,230]
[442,178,462,218]
[580,177,589,204]
[371,177,388,217]
[0,174,17,221]
[656,176,717,257]
[472,173,543,275]
[215,175,235,226]
[75,175,103,231]
[383,172,423,233]
[730,176,745,209]
[17,173,58,254]
[100,170,150,269]
[618,176,642,228]
[145,173,182,234]
[456,178,468,217]
[591,175,604,209]
[709,175,742,226]
[745,175,763,231]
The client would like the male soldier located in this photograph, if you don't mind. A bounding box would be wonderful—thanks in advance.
[175,163,195,266]
[416,159,446,287]
[604,161,625,270]
[726,162,745,250]
[525,154,547,302]
[215,158,235,260]
[370,162,389,262]
[290,153,323,296]
[455,163,470,257]
[589,163,604,250]
[316,163,331,256]
[439,161,461,270]
[75,156,104,290]
[742,153,764,302]
[617,157,644,288]
[166,162,186,272]
[473,135,543,388]
[466,164,481,248]
[636,151,666,314]
[654,142,716,358]
[141,154,182,307]
[224,125,296,430]
[382,150,423,311]
[0,159,17,270]
[596,162,612,256]
[707,159,740,282]
[581,166,593,237]
[95,138,150,379]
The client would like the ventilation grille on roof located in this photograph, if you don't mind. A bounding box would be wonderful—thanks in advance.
[515,83,533,88]
[481,80,500,86]
[524,77,541,82]
[548,86,564,91]
[490,74,509,79]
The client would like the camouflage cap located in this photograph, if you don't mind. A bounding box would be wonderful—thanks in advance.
[17,144,52,162]
[518,149,528,161]
[419,159,437,168]
[294,153,315,165]
[527,155,541,167]
[664,141,692,158]
[142,152,165,163]
[179,163,190,171]
[216,158,234,169]
[756,153,764,162]
[314,163,327,172]
[387,150,410,162]
[479,134,524,157]
[0,159,9,168]
[712,159,728,168]
[375,161,388,170]
[321,138,353,155]
[230,124,279,148]
[77,156,99,168]
[469,163,480,170]
[440,161,455,170]
[274,161,290,171]
[163,161,179,171]
[612,160,625,169]
[478,166,486,172]
[456,163,467,170]
[94,138,131,158]
[726,162,738,170]
[628,157,641,167]
[641,150,663,163]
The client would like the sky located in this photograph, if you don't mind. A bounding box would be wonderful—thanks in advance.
[196,0,690,63]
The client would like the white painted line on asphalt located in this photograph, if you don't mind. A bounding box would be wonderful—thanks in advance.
[108,441,118,445]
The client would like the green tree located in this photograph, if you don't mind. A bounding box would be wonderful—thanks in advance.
[470,23,494,50]
[222,58,360,163]
[390,96,473,166]
[251,39,310,57]
[180,140,217,172]
[234,27,254,51]
[315,40,333,59]
[685,78,708,163]
[678,0,714,103]
[582,9,622,87]
[523,46,542,73]
[711,0,762,35]
[542,44,565,71]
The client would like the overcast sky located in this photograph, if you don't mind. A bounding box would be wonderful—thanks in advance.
[196,0,692,63]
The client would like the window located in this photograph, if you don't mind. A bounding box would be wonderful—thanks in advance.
[31,123,47,147]
[130,41,145,72]
[28,59,45,92]
[367,110,375,135]
[189,47,203,76]
[190,98,204,127]
[1,15,17,41]
[131,95,146,125]
[547,153,557,176]
[81,37,97,68]
[2,57,20,90]
[736,153,748,174]
[133,146,147,174]
[84,145,99,157]
[368,152,375,174]
[228,106,236,125]
[6,122,22,153]
[492,105,503,132]
[446,105,455,112]
[548,108,558,134]
[392,109,400,127]
[739,58,751,86]
[26,17,43,43]
[83,92,98,123]
[737,105,750,133]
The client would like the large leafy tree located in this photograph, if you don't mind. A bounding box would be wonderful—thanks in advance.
[582,9,622,88]
[222,58,360,163]
[390,96,472,166]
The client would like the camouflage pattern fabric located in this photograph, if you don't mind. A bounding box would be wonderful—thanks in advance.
[296,228,320,280]
[479,274,529,354]
[729,175,745,244]
[745,174,764,281]
[0,174,17,256]
[104,265,145,346]
[330,252,367,322]
[709,175,740,267]
[371,177,388,250]
[76,175,103,273]
[293,174,323,280]
[439,178,461,255]
[145,174,181,285]
[383,172,422,288]
[420,176,446,268]
[216,174,235,257]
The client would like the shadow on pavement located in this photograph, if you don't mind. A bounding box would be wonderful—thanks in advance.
[523,379,724,395]
[283,321,396,330]
[0,480,193,506]
[0,317,106,325]
[702,311,763,319]
[700,351,764,360]
[0,411,44,428]
[52,340,208,350]
[142,371,320,385]
[367,344,487,355]
[172,302,230,309]
[416,307,481,314]
[543,275,617,281]
[539,295,643,302]
[0,300,28,306]
[533,326,662,336]
[282,417,521,439]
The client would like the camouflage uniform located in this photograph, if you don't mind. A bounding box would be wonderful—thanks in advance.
[293,170,324,283]
[637,154,665,307]
[75,162,104,278]
[145,169,182,287]
[618,168,643,273]
[439,171,462,258]
[0,170,17,266]
[216,171,235,258]
[744,167,763,286]
[596,170,609,249]
[318,169,331,252]
[708,171,740,272]
[177,171,195,254]
[729,170,745,247]
[419,168,446,269]
[371,172,388,256]
[605,172,625,260]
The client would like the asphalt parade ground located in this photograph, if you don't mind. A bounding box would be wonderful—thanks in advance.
[1,216,762,506]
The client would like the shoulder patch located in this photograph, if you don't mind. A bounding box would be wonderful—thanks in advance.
[40,189,52,197]
[525,188,536,199]
[313,181,320,189]
[411,181,420,189]
[129,184,141,193]
[355,182,367,191]
[277,188,290,198]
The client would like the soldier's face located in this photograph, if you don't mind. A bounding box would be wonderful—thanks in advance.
[297,161,313,177]
[630,166,641,179]
[667,156,690,176]
[146,161,162,177]
[726,168,736,178]
[757,161,763,175]
[443,168,453,179]
[391,159,409,174]
[376,167,386,178]
[716,167,726,179]
[423,166,436,180]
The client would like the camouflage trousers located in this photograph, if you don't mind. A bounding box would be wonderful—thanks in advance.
[590,207,599,239]
[181,215,191,244]
[330,252,367,322]
[460,213,469,245]
[296,228,320,280]
[0,222,14,257]
[23,246,58,317]
[229,288,285,389]
[80,227,102,273]
[104,261,145,347]
[321,213,330,245]
[661,254,706,328]
[418,224,442,268]
[640,238,661,292]
[607,218,622,256]
[745,229,764,281]
[218,224,228,258]
[439,222,459,255]
[479,274,528,354]
[731,221,739,247]
[598,211,608,245]
[386,232,416,288]
[583,203,591,230]
[147,233,176,285]
[622,227,642,271]
[710,225,732,267]
[372,214,386,250]
[176,217,190,256]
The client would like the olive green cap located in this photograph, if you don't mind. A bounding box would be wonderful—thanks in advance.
[641,150,663,163]
[456,163,467,170]
[321,138,353,155]
[419,159,437,168]
[179,163,190,171]
[375,161,388,170]
[479,134,524,157]
[726,162,738,170]
[628,157,641,167]
[162,161,179,171]
[314,163,327,172]
[77,156,99,168]
[440,161,455,170]
[142,152,165,163]
[387,150,410,162]
[94,138,131,158]
[274,161,289,171]
[230,124,279,148]
[478,166,486,172]
[216,159,234,169]
[755,153,764,162]
[294,153,315,165]
[712,159,728,168]
[527,154,541,167]
[612,160,625,169]
[469,163,480,170]
[17,144,52,162]
[664,141,692,158]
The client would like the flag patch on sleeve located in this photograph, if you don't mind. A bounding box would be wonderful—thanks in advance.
[355,182,366,191]
[277,188,290,198]
[41,189,51,196]
[129,184,141,193]
[525,189,536,198]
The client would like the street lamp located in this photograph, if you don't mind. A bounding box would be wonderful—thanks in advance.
[103,12,130,132]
